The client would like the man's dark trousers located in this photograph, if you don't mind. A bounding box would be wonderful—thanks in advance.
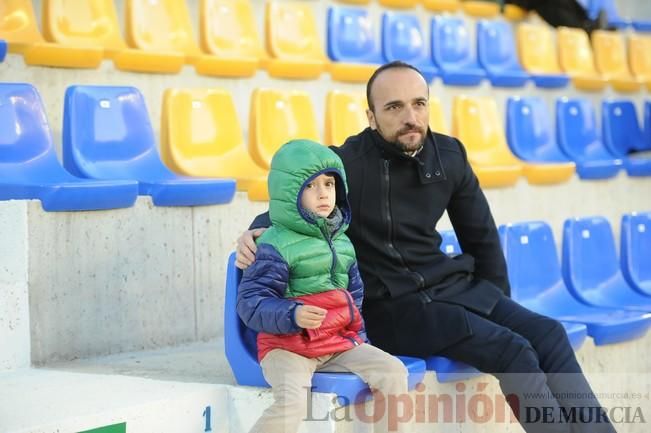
[364,285,617,433]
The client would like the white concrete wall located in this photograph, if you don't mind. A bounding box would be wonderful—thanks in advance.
[0,201,30,371]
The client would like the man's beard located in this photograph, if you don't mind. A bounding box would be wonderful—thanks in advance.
[390,126,426,153]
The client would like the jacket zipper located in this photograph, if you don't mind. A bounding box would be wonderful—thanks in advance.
[321,225,338,286]
[382,159,426,289]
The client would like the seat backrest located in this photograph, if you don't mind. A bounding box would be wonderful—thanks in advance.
[452,96,520,167]
[477,19,521,72]
[430,16,477,69]
[199,0,262,59]
[506,96,567,161]
[265,1,324,61]
[562,216,626,296]
[645,101,651,150]
[602,99,647,156]
[557,26,599,76]
[516,23,562,74]
[592,30,632,79]
[498,221,569,304]
[124,0,200,56]
[63,85,170,180]
[41,0,125,50]
[379,0,419,8]
[628,34,651,81]
[381,12,429,64]
[556,97,611,161]
[324,90,367,147]
[429,96,449,135]
[439,229,461,255]
[423,0,460,12]
[160,88,245,174]
[327,6,382,63]
[621,212,651,292]
[0,83,65,181]
[249,88,319,170]
[223,252,268,386]
[0,0,45,51]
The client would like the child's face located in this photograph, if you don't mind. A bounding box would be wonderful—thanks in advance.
[301,174,336,218]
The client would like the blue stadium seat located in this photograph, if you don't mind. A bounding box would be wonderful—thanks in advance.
[476,20,529,87]
[644,101,651,151]
[441,228,588,351]
[224,253,426,405]
[0,83,138,211]
[562,217,651,312]
[62,86,236,207]
[621,212,651,297]
[499,221,651,345]
[632,21,651,32]
[556,98,623,180]
[602,100,651,176]
[430,16,485,86]
[587,0,630,28]
[0,39,7,62]
[326,6,384,82]
[506,96,575,167]
[381,12,437,83]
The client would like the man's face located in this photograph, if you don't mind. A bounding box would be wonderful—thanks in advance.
[366,68,429,153]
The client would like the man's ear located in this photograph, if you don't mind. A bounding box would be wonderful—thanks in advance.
[366,108,377,130]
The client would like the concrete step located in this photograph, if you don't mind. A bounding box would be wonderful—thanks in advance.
[5,335,649,433]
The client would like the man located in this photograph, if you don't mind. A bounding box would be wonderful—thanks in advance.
[236,61,616,433]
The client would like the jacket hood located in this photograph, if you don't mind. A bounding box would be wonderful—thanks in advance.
[268,139,351,237]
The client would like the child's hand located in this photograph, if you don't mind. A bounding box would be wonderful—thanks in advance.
[295,305,327,329]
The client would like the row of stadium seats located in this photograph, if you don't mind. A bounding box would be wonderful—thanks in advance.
[2,0,650,91]
[1,82,650,211]
[337,0,651,32]
[224,213,651,398]
[338,0,504,17]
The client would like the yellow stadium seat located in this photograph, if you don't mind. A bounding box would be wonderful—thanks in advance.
[461,1,500,18]
[379,0,420,8]
[198,0,263,78]
[516,23,570,87]
[264,2,327,79]
[160,88,268,201]
[517,24,561,74]
[0,0,103,68]
[557,27,606,91]
[503,4,528,21]
[452,96,522,188]
[628,34,651,91]
[325,91,367,146]
[249,89,320,170]
[423,0,460,12]
[592,30,642,93]
[121,0,238,75]
[429,96,450,135]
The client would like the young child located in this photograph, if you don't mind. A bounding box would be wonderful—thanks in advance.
[237,139,409,433]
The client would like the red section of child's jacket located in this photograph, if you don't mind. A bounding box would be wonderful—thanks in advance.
[257,289,364,361]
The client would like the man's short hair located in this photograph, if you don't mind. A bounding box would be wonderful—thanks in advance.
[366,61,428,112]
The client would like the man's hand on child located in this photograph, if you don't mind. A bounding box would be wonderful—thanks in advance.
[235,228,267,269]
[295,305,327,329]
